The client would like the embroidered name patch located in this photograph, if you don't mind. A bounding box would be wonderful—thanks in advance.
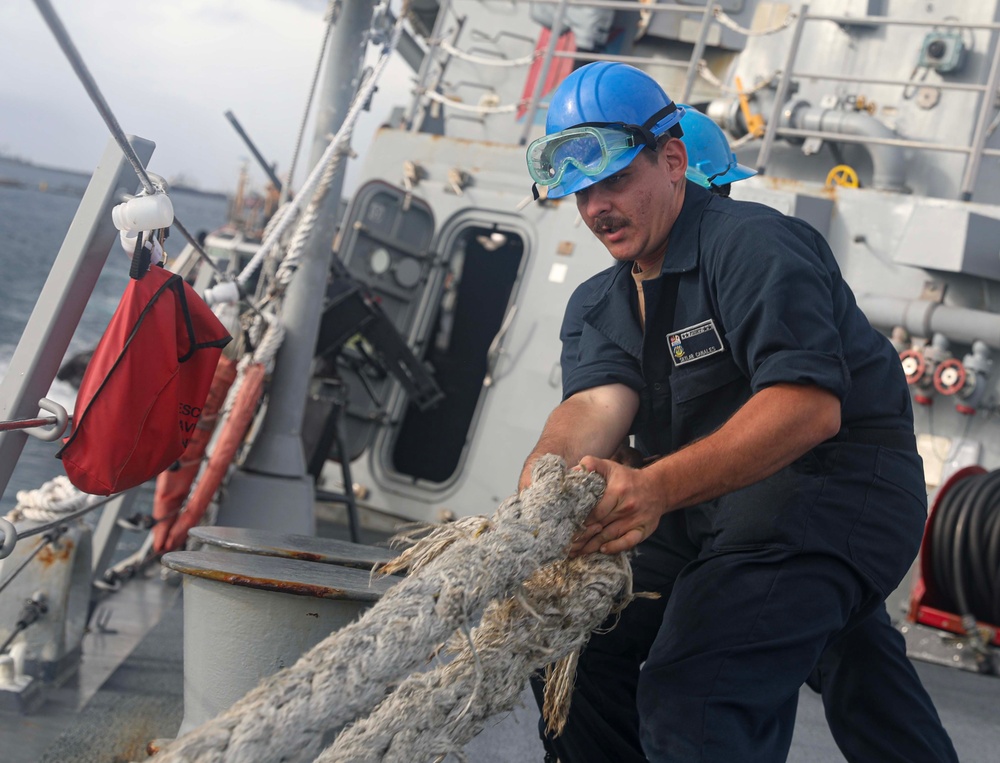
[668,319,725,366]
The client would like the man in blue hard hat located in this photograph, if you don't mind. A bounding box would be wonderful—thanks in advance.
[676,104,756,195]
[520,63,957,763]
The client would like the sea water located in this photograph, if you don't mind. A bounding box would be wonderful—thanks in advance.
[0,156,229,511]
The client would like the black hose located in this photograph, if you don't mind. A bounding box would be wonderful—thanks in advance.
[930,476,972,605]
[928,469,1000,626]
[951,474,990,615]
[966,471,1000,618]
[987,505,1000,618]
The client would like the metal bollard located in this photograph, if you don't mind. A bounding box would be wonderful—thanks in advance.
[161,550,398,735]
[188,525,398,569]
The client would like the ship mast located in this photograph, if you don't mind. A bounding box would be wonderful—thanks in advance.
[216,0,377,534]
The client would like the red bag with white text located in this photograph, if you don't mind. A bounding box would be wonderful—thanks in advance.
[58,266,231,495]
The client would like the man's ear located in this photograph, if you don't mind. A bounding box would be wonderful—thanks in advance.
[660,137,688,182]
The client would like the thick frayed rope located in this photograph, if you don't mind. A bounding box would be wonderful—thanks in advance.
[320,552,633,762]
[153,455,604,763]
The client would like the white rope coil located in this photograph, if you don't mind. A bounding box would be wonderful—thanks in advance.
[153,455,604,763]
[7,475,103,523]
[321,552,634,762]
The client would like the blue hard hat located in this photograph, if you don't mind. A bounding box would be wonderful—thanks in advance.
[678,105,756,188]
[536,62,684,198]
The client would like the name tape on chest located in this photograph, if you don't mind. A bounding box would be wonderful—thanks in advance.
[668,319,725,366]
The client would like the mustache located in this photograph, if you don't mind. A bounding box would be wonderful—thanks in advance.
[592,214,629,233]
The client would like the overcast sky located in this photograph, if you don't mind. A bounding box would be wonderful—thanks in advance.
[0,0,413,194]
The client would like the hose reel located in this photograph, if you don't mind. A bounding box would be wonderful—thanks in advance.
[910,466,1000,647]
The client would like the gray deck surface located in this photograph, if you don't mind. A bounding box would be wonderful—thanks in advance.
[6,512,1000,762]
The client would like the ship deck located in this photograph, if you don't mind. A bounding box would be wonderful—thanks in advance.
[4,503,999,763]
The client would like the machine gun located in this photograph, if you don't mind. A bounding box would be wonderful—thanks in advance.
[315,256,443,412]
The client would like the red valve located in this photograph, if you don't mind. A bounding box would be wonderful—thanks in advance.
[899,349,926,385]
[933,358,967,396]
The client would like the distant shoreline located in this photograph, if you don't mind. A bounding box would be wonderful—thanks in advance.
[0,153,229,200]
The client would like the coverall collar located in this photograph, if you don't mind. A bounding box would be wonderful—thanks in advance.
[661,180,712,273]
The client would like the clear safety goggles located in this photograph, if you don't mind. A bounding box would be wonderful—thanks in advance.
[526,125,644,188]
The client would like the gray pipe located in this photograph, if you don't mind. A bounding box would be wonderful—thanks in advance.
[784,105,907,192]
[858,294,1000,350]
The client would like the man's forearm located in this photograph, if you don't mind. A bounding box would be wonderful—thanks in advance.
[520,384,638,489]
[571,383,843,556]
[646,383,842,511]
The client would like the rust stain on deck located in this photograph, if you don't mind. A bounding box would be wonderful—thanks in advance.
[36,538,74,567]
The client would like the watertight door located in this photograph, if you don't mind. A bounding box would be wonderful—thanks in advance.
[384,214,525,486]
[314,180,438,462]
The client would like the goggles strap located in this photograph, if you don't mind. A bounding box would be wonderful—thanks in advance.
[573,102,678,152]
[637,103,677,149]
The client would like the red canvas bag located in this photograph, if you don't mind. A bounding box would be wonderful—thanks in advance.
[58,266,231,495]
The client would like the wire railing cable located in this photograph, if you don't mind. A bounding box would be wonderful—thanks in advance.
[0,527,66,597]
[32,0,224,279]
[0,416,57,434]
[32,0,154,195]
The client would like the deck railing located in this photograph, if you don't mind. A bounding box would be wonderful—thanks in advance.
[755,4,1000,200]
[410,0,1000,201]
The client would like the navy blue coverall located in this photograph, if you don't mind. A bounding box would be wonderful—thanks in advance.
[532,182,957,762]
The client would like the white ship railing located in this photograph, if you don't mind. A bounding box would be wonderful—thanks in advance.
[517,0,716,143]
[410,0,1000,201]
[756,4,1000,200]
[408,0,721,141]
